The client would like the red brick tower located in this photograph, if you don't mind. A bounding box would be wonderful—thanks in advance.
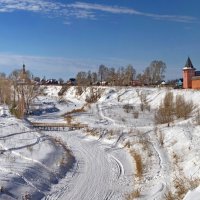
[183,57,195,89]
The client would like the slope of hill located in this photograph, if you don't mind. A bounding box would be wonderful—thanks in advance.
[0,85,200,199]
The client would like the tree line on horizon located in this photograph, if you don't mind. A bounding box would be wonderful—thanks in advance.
[76,60,166,86]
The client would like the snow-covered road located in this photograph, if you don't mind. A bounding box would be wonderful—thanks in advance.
[45,131,133,200]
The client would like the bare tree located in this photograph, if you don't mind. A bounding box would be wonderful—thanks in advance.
[144,60,166,85]
[14,83,41,115]
[9,68,32,81]
[124,65,136,85]
[98,65,108,84]
[76,71,88,86]
[107,67,116,85]
[91,72,98,84]
[87,71,92,85]
[0,77,12,105]
[58,78,64,85]
[9,68,41,118]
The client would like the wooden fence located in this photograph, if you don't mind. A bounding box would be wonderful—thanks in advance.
[31,122,87,131]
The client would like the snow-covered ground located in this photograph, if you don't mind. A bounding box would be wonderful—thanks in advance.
[0,85,200,199]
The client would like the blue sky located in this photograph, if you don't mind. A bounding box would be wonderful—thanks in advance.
[0,0,199,80]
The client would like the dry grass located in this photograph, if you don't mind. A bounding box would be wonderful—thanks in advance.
[85,128,99,136]
[174,177,187,199]
[124,140,131,148]
[126,189,141,199]
[173,176,200,199]
[65,115,73,125]
[76,86,84,96]
[139,138,149,151]
[164,191,174,200]
[130,150,143,178]
[172,152,182,165]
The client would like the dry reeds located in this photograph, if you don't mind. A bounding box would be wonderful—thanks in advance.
[130,150,143,178]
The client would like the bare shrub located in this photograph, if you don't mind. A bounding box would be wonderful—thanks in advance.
[126,189,140,199]
[27,146,33,153]
[133,111,139,119]
[123,104,134,113]
[164,191,174,200]
[22,192,31,200]
[188,178,200,190]
[58,85,69,96]
[122,118,126,123]
[146,105,151,111]
[139,92,147,105]
[65,115,72,125]
[0,186,4,192]
[138,91,150,111]
[175,95,194,119]
[85,94,99,103]
[85,88,102,103]
[154,91,174,124]
[172,175,200,200]
[117,96,120,102]
[155,105,173,125]
[76,86,84,96]
[109,129,114,136]
[124,140,131,148]
[85,128,99,136]
[172,152,181,165]
[174,177,188,199]
[138,137,149,151]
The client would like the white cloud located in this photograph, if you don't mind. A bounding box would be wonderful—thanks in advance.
[0,0,197,23]
[69,2,197,23]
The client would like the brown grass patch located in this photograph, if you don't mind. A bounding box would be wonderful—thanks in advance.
[65,115,73,125]
[130,150,143,178]
[126,189,140,199]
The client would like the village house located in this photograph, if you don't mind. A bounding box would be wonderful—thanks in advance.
[183,57,200,89]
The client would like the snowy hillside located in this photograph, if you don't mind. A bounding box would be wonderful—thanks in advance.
[0,85,200,199]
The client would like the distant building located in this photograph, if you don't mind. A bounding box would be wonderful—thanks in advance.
[18,64,31,84]
[183,57,200,89]
[130,80,142,86]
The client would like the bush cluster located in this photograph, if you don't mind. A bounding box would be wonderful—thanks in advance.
[155,91,195,124]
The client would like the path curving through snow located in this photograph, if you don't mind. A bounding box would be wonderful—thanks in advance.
[44,131,133,200]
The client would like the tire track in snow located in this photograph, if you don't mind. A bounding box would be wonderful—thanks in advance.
[110,155,124,179]
[45,132,132,200]
[97,98,168,199]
